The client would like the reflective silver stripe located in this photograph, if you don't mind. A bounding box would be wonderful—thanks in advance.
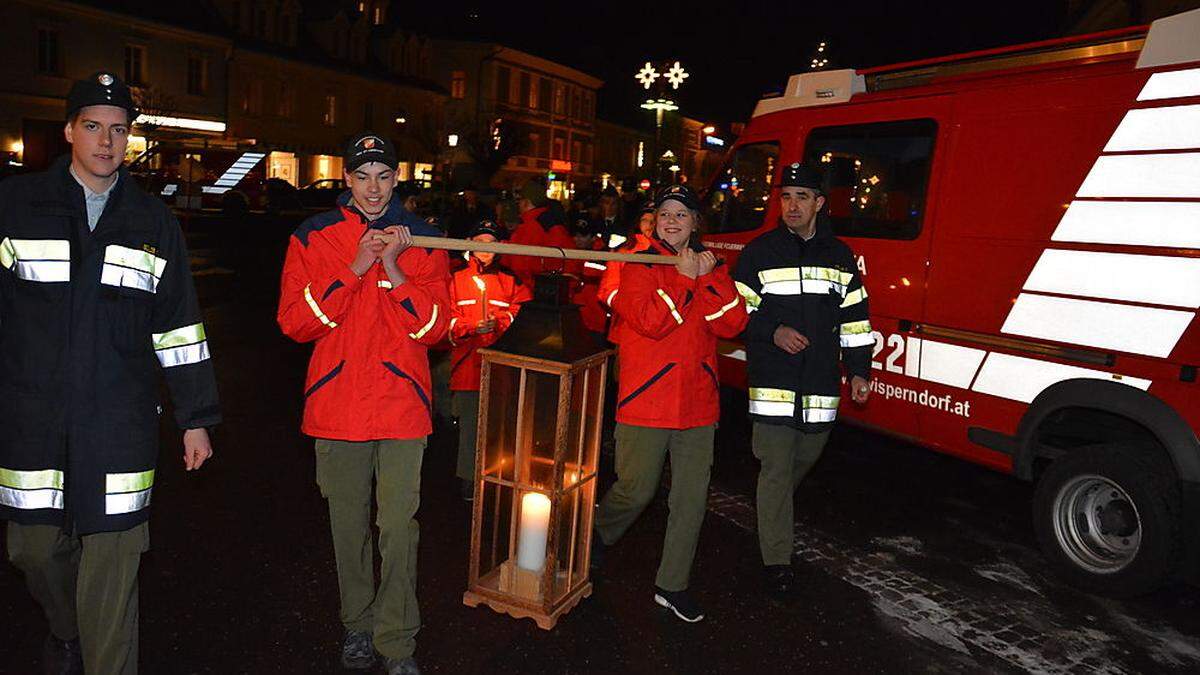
[101,263,156,292]
[489,299,511,308]
[156,342,210,367]
[735,281,761,312]
[153,323,206,350]
[761,279,847,296]
[456,299,477,306]
[585,261,607,270]
[605,289,619,306]
[0,486,64,510]
[705,296,741,322]
[802,408,839,423]
[106,470,155,494]
[656,289,684,325]
[104,244,167,278]
[14,260,71,282]
[105,489,152,515]
[840,319,874,348]
[408,303,440,340]
[378,280,393,289]
[748,400,795,416]
[608,234,628,248]
[303,284,338,328]
[841,286,868,308]
[841,332,875,348]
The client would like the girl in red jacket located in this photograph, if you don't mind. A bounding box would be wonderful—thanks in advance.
[592,185,748,623]
[448,221,533,499]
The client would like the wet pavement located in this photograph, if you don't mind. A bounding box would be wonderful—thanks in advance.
[3,213,1200,674]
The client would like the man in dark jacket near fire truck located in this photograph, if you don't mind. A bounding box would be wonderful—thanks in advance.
[1,71,220,675]
[734,163,872,599]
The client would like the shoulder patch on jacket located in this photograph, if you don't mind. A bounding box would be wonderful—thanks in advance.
[293,209,344,247]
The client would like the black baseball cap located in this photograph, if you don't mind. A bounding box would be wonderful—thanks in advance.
[469,220,506,241]
[780,162,824,191]
[344,132,398,172]
[653,184,700,211]
[66,71,138,122]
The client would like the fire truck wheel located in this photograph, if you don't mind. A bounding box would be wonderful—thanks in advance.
[1032,444,1181,598]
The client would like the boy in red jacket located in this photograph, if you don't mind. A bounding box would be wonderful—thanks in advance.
[592,185,748,624]
[448,220,532,499]
[277,133,449,675]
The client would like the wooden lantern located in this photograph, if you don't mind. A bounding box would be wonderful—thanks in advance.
[463,273,613,629]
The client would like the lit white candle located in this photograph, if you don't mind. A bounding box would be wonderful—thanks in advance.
[516,491,551,572]
[472,275,489,322]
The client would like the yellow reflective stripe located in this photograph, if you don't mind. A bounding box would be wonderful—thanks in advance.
[408,303,440,340]
[759,268,800,284]
[749,387,796,402]
[378,280,393,289]
[105,469,155,494]
[0,467,63,490]
[735,281,762,309]
[303,284,339,328]
[705,296,741,322]
[104,244,166,278]
[840,286,868,308]
[801,395,841,409]
[3,238,71,262]
[605,289,618,306]
[152,322,206,350]
[656,289,684,325]
[840,319,872,335]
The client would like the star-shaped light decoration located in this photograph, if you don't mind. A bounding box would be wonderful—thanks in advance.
[665,61,689,89]
[635,62,660,90]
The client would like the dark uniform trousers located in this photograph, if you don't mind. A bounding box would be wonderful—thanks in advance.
[594,423,714,592]
[315,438,425,661]
[753,422,832,566]
[6,521,148,675]
[452,391,481,483]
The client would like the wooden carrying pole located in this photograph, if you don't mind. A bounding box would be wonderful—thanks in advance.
[410,235,677,265]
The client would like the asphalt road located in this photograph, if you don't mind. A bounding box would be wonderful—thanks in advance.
[1,212,1198,674]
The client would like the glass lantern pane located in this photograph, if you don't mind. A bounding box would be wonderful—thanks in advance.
[482,362,521,483]
[474,479,514,588]
[520,369,564,490]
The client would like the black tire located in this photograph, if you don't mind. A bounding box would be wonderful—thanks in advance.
[1032,443,1180,597]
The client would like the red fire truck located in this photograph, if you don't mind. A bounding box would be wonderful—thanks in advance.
[701,9,1200,596]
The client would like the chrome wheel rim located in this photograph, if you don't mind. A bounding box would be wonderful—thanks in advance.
[1052,474,1141,574]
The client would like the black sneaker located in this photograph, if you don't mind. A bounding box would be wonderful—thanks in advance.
[339,629,376,670]
[653,587,705,623]
[42,634,83,675]
[384,656,422,675]
[460,479,474,501]
[764,564,795,599]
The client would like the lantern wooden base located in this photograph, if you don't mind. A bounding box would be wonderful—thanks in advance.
[463,581,592,631]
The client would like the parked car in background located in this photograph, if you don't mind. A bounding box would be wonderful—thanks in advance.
[131,143,294,215]
[297,178,345,210]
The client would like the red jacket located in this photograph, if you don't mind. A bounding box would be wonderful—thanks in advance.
[612,240,749,429]
[448,259,532,391]
[571,237,609,334]
[598,233,653,344]
[278,201,451,441]
[507,206,575,287]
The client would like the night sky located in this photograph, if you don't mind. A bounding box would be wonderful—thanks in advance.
[406,1,1071,128]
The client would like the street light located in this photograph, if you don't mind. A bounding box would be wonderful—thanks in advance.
[635,60,689,187]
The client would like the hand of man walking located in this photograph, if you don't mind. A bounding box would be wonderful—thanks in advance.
[381,226,413,286]
[773,325,810,354]
[851,375,870,404]
[183,428,214,471]
[351,229,385,276]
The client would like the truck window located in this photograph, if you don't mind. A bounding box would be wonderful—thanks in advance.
[804,119,936,240]
[704,141,779,233]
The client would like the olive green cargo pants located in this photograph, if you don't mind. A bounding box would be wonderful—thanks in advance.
[315,438,425,661]
[453,391,481,483]
[7,521,148,675]
[594,423,714,592]
[753,422,831,566]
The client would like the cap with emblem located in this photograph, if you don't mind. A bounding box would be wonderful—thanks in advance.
[66,71,138,122]
[638,199,655,216]
[570,218,596,236]
[344,132,398,172]
[468,219,506,241]
[780,162,824,192]
[653,184,700,211]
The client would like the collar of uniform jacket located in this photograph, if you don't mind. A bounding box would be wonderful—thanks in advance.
[53,154,131,232]
[334,189,441,237]
[777,212,835,242]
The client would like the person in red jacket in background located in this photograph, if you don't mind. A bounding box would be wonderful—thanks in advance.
[506,178,575,287]
[449,220,533,499]
[591,185,748,624]
[568,217,609,337]
[277,133,449,675]
[598,200,656,346]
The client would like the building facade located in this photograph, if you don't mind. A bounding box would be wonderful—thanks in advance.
[432,40,602,198]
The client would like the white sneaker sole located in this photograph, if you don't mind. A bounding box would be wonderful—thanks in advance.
[654,593,705,623]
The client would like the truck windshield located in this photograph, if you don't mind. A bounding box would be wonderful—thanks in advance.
[703,141,779,233]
